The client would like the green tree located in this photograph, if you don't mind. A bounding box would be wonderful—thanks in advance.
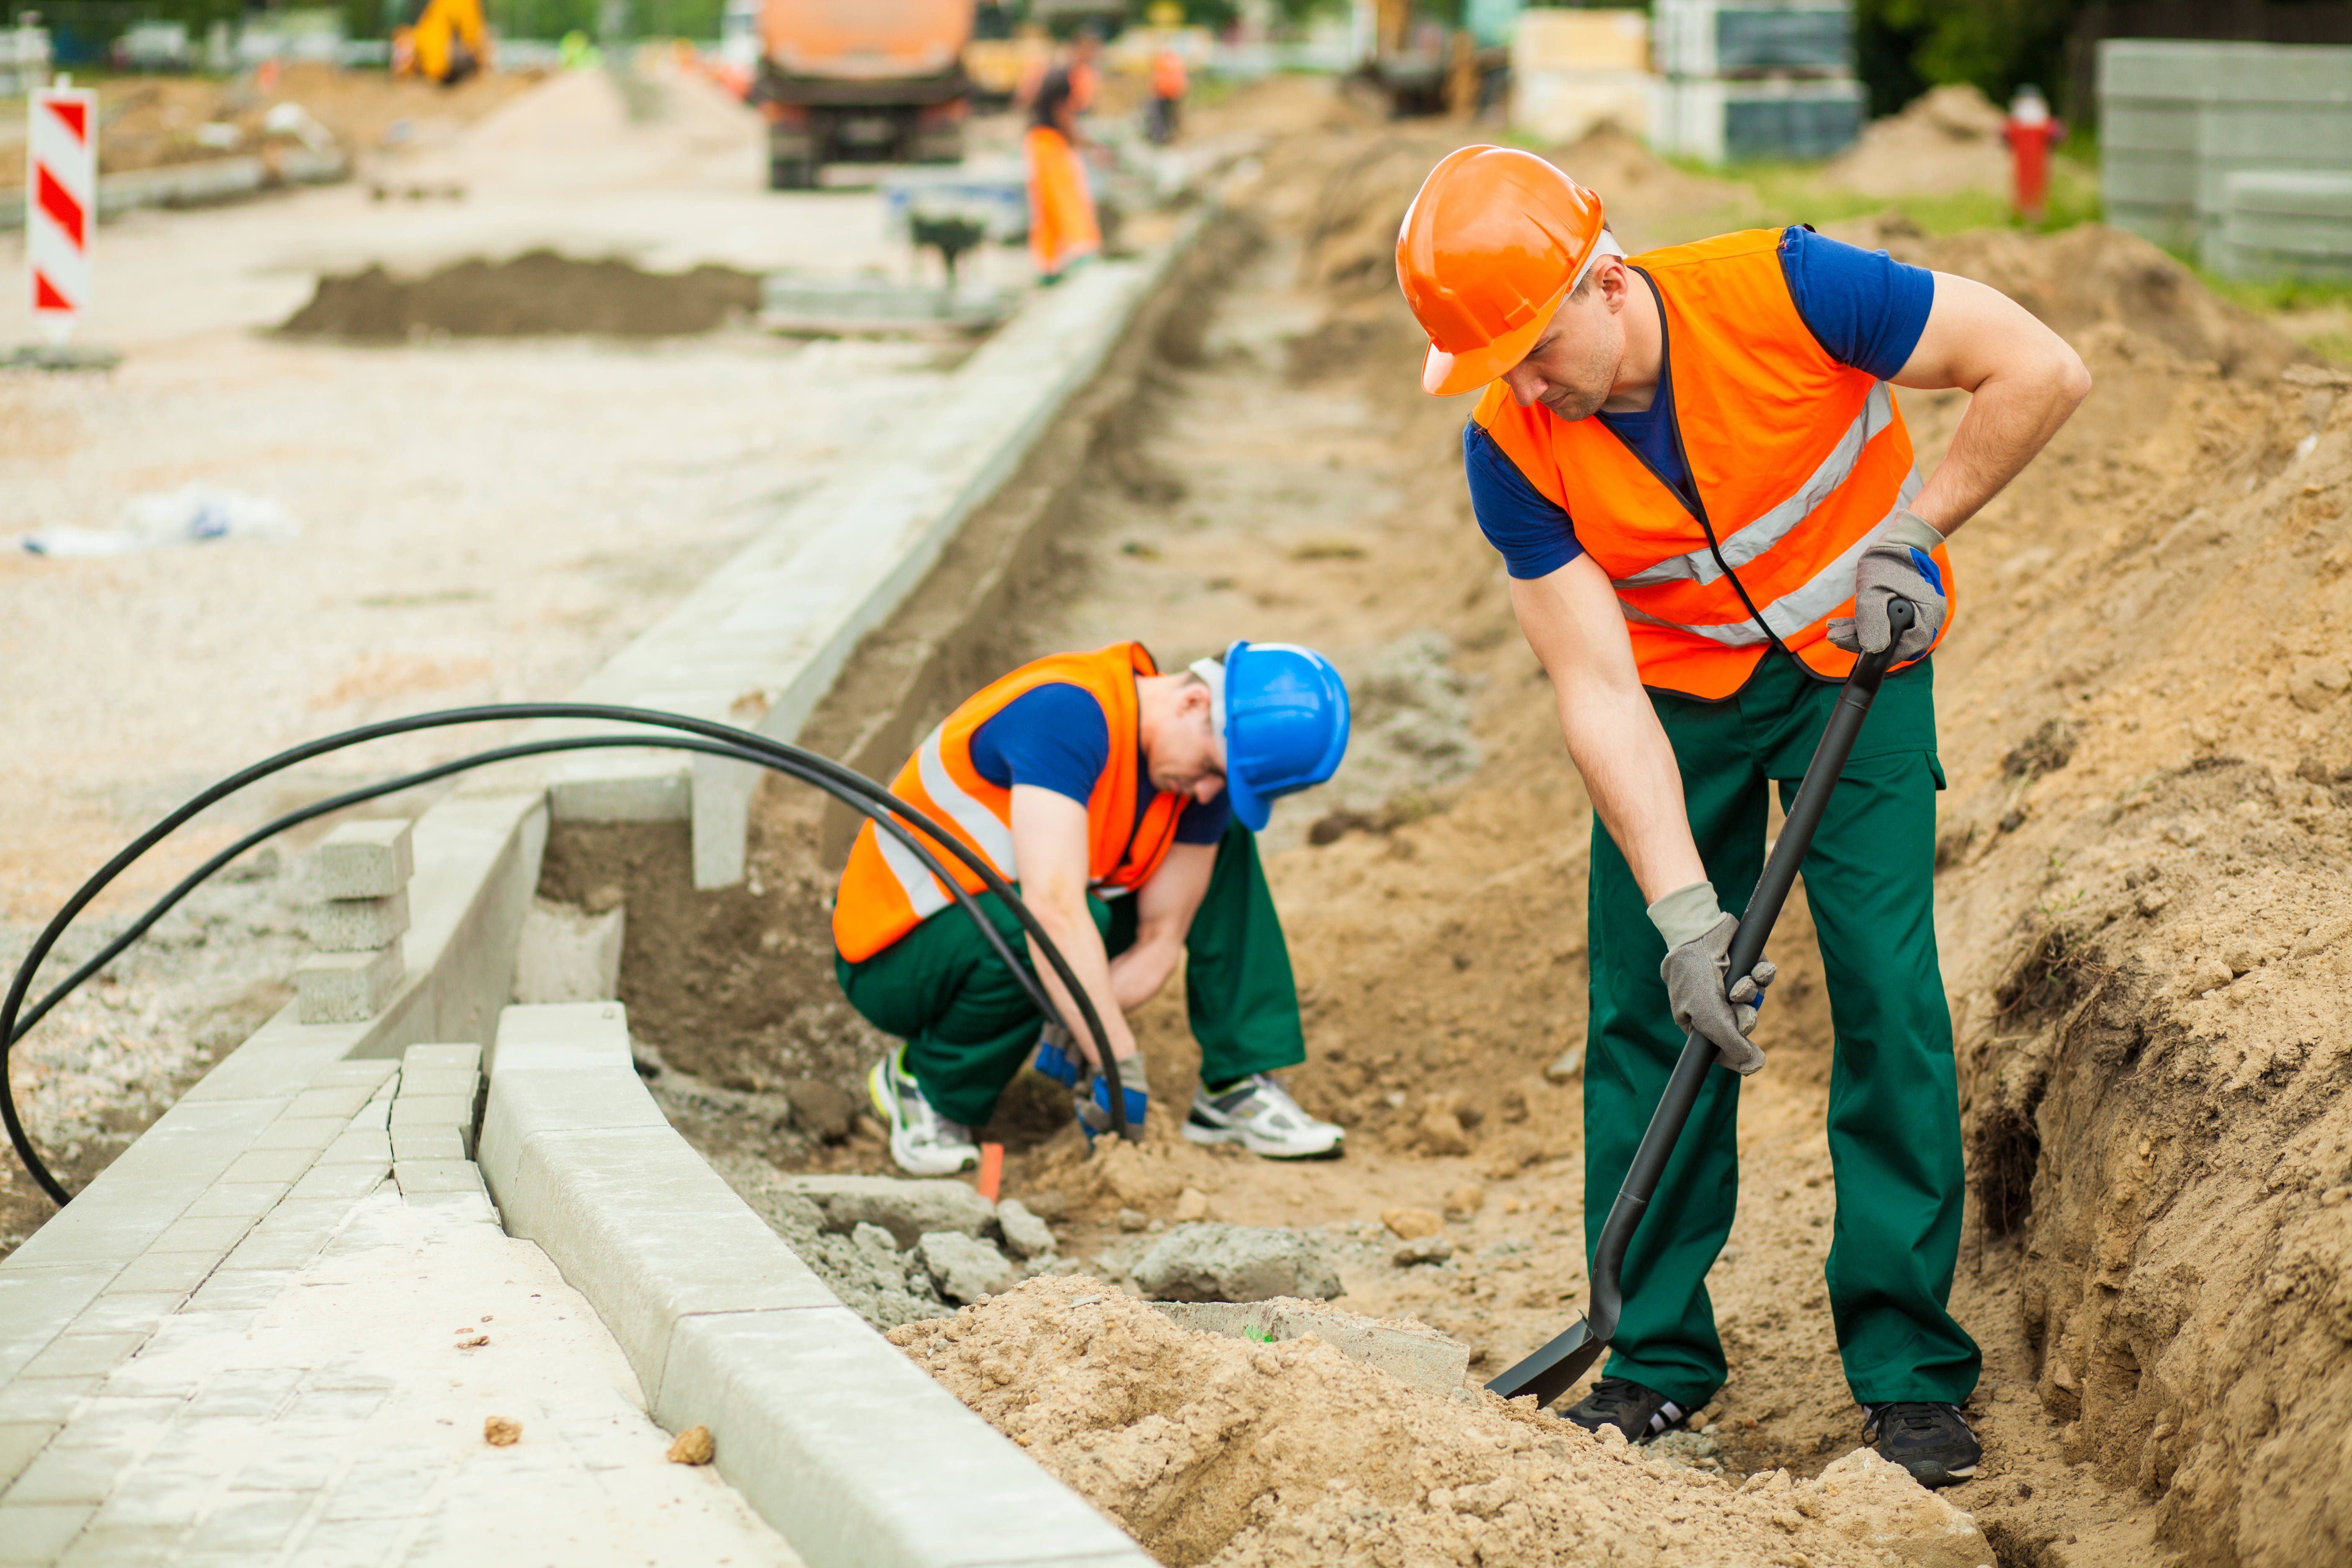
[1854,0,2086,117]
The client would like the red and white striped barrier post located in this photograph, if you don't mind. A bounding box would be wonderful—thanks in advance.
[28,79,96,346]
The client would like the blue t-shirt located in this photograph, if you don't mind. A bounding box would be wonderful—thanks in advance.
[1464,226,1936,580]
[967,682,1231,848]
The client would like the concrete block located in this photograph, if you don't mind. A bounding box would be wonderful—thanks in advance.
[283,1083,377,1122]
[1132,1223,1343,1304]
[0,1502,95,1564]
[312,819,413,899]
[391,1161,485,1197]
[304,888,410,953]
[394,1068,477,1100]
[247,1117,348,1154]
[657,1308,1155,1568]
[317,1127,392,1165]
[548,758,692,824]
[402,1042,481,1075]
[389,1124,465,1162]
[781,1176,998,1250]
[387,1095,473,1130]
[0,1422,57,1489]
[1151,1300,1472,1396]
[294,943,405,1025]
[513,900,624,1004]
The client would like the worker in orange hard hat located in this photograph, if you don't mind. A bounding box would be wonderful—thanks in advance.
[1396,145,2092,1488]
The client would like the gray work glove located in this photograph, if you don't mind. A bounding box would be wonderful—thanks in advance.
[1651,883,1776,1075]
[1826,509,1947,663]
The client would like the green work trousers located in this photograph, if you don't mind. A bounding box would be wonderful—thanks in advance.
[834,820,1305,1128]
[1585,650,1979,1411]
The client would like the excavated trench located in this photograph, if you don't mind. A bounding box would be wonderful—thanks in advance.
[534,82,2352,1568]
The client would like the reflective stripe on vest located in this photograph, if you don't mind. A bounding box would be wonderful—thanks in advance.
[832,642,1186,963]
[1468,228,1955,700]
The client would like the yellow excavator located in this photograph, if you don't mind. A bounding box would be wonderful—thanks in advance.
[393,0,488,86]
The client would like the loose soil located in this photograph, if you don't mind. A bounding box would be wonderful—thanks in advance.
[277,250,763,339]
[562,80,2352,1565]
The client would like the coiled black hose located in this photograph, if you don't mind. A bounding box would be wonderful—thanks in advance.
[3,704,1135,1207]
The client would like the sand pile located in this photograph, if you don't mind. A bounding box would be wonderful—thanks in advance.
[277,250,762,340]
[1823,84,2010,199]
[892,1276,1995,1567]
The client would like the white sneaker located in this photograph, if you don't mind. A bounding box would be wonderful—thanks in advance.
[1184,1073,1344,1160]
[867,1048,979,1176]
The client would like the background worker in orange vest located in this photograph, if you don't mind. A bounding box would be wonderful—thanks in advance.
[1024,67,1101,284]
[1395,148,2090,1487]
[1148,45,1188,145]
[832,641,1351,1176]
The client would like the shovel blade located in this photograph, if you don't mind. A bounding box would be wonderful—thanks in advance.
[1484,1315,1605,1407]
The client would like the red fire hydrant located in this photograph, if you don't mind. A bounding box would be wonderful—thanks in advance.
[2002,85,2067,225]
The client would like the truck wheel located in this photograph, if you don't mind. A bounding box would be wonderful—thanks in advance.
[769,159,816,191]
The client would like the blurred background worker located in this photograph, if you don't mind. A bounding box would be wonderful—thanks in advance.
[1396,147,2088,1489]
[830,640,1352,1177]
[1024,67,1099,284]
[1148,44,1189,145]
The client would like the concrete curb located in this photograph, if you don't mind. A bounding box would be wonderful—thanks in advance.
[0,149,348,233]
[495,213,1213,890]
[478,1003,1154,1568]
[0,789,543,1381]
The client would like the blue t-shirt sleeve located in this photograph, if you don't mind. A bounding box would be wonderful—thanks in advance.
[967,684,1109,805]
[1778,225,1935,381]
[1463,420,1583,580]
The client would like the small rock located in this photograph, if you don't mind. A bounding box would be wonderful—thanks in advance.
[1133,1222,1343,1303]
[1543,1046,1584,1083]
[483,1416,521,1447]
[917,1231,1019,1303]
[1380,1207,1444,1240]
[783,1174,997,1248]
[666,1425,715,1465]
[2191,957,2234,996]
[2223,941,2260,976]
[2135,887,2171,916]
[782,1078,856,1143]
[1806,1447,1996,1568]
[1419,1107,1473,1156]
[1173,1186,1210,1222]
[1118,1207,1150,1232]
[1393,1236,1454,1266]
[995,1198,1058,1259]
[1442,1184,1485,1221]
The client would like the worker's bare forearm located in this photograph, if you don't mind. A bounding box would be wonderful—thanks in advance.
[1511,565,1707,906]
[1108,930,1181,1012]
[1896,273,2093,536]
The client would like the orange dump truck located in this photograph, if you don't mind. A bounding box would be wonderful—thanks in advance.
[752,0,973,189]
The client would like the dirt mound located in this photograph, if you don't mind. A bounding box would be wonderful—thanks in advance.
[277,250,761,340]
[893,1276,1996,1567]
[1824,84,2010,199]
[1546,120,1750,234]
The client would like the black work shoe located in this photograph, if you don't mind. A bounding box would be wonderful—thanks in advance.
[1864,1402,1981,1487]
[1562,1377,1689,1443]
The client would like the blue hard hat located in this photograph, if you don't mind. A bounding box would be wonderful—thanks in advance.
[1197,640,1350,832]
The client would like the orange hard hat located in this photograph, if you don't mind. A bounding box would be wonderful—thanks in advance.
[1395,146,1609,397]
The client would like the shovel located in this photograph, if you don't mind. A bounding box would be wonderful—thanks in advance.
[1487,598,1918,1408]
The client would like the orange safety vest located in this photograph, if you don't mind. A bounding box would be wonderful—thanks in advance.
[1470,228,1953,701]
[833,643,1187,963]
[1152,50,1188,100]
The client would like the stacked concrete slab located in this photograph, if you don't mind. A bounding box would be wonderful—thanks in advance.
[1652,0,1862,164]
[2099,39,2352,270]
[2220,171,2352,281]
[1508,9,1660,148]
[293,819,413,1024]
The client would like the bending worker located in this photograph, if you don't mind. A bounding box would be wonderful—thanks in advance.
[831,640,1351,1176]
[1394,149,2088,1487]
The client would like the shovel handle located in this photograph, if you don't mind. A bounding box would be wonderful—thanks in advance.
[1491,600,1917,1404]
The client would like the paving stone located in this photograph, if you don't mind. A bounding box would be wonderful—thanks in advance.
[389,1125,464,1162]
[280,1389,387,1428]
[103,1253,221,1297]
[57,1521,181,1567]
[226,1442,341,1491]
[248,1118,349,1155]
[3,1439,136,1504]
[0,1271,113,1384]
[219,1232,331,1273]
[401,1043,480,1075]
[181,1184,290,1222]
[304,1060,398,1093]
[395,1068,479,1100]
[305,889,411,953]
[0,1423,57,1488]
[186,1368,303,1420]
[316,1124,392,1165]
[85,1466,214,1527]
[18,1335,148,1381]
[285,1514,407,1567]
[316,1465,436,1520]
[248,1200,356,1244]
[387,1096,474,1130]
[347,1096,391,1130]
[1131,1223,1343,1304]
[219,1148,320,1187]
[149,1217,258,1256]
[182,1271,289,1314]
[0,1502,95,1564]
[392,1161,485,1198]
[287,1163,386,1204]
[312,819,413,900]
[99,1357,204,1400]
[0,1380,97,1424]
[46,1398,183,1454]
[180,1486,315,1555]
[140,1418,264,1477]
[68,1295,185,1336]
[293,944,405,1026]
[284,1084,378,1122]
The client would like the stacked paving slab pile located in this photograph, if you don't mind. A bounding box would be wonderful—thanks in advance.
[1507,8,1661,148]
[2100,39,2352,276]
[294,820,413,1025]
[1651,0,1863,164]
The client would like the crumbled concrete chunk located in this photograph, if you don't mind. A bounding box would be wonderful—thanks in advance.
[1134,1223,1343,1303]
[996,1198,1058,1259]
[919,1231,1019,1303]
[783,1174,998,1249]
